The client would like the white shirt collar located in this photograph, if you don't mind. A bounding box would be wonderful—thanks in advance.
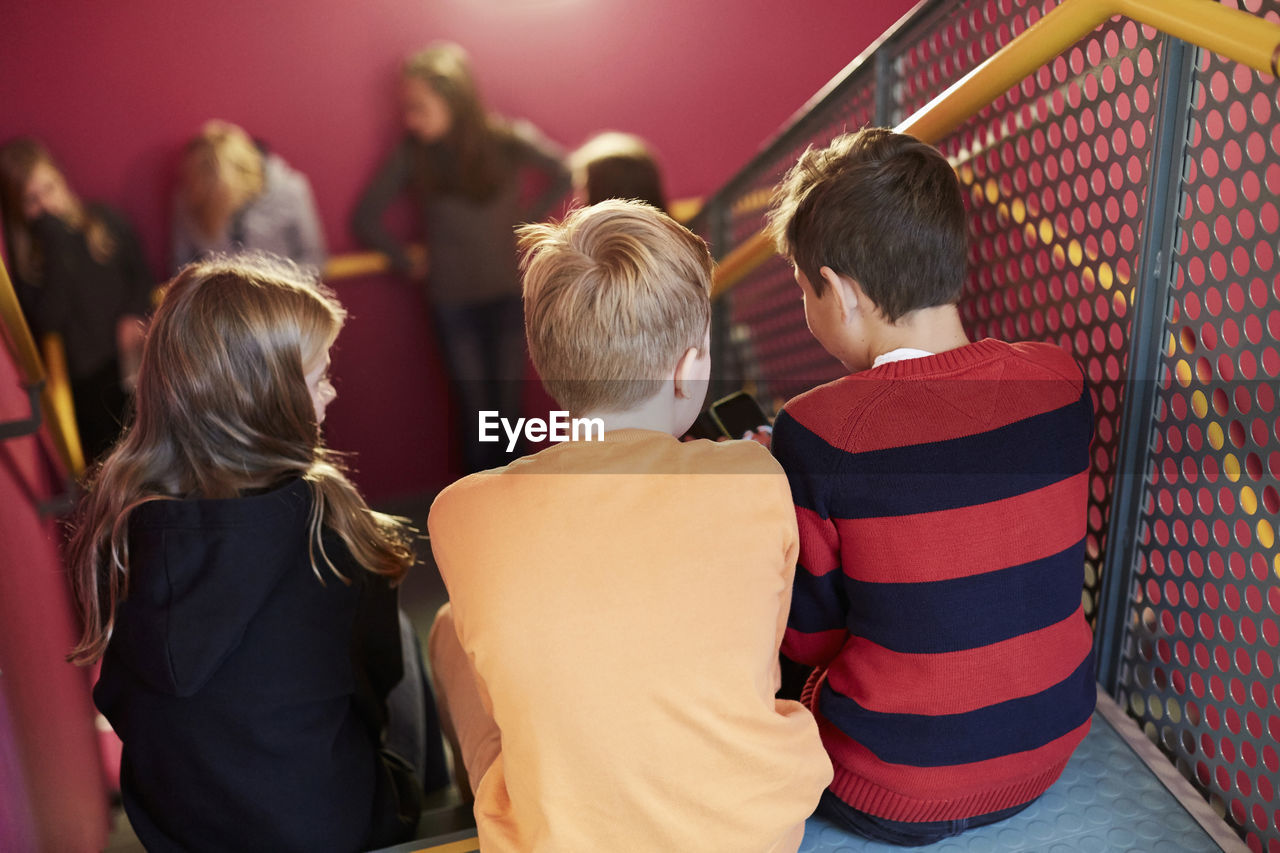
[872,347,935,369]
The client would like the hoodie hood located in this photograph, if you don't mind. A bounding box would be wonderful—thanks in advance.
[110,478,312,698]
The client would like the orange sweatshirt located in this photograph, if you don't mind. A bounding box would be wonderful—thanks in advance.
[428,429,832,852]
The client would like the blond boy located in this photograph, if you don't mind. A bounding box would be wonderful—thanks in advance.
[426,200,831,852]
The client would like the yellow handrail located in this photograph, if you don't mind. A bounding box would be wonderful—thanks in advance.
[0,257,47,388]
[711,0,1280,295]
[0,256,82,476]
[322,199,704,283]
[40,333,84,475]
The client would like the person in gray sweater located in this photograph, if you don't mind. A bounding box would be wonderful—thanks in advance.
[351,42,570,473]
[172,121,327,274]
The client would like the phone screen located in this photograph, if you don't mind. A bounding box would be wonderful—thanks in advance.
[683,410,726,441]
[710,391,771,438]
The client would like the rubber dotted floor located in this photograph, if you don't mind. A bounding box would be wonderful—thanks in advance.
[799,707,1229,853]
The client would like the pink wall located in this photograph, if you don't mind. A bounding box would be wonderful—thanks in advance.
[0,347,109,852]
[2,0,917,499]
[3,0,916,268]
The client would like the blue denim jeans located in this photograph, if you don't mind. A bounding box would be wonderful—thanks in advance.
[817,790,1036,847]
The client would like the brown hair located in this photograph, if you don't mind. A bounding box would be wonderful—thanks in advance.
[766,127,967,321]
[518,200,711,415]
[0,138,115,282]
[67,254,415,665]
[403,42,510,202]
[570,132,667,212]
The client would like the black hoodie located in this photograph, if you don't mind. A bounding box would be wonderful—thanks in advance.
[94,478,410,852]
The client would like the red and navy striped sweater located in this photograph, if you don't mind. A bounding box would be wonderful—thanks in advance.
[773,338,1096,823]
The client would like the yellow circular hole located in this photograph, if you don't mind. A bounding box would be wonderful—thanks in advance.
[1207,422,1224,450]
[1099,262,1114,290]
[1224,453,1241,482]
[1274,553,1280,579]
[1165,333,1177,358]
[1148,695,1164,720]
[1175,359,1192,388]
[1052,244,1066,266]
[1240,486,1258,515]
[1258,519,1275,549]
[985,178,999,204]
[1192,390,1208,418]
[1166,698,1182,724]
[1039,218,1054,244]
[1011,197,1026,223]
[1068,240,1083,266]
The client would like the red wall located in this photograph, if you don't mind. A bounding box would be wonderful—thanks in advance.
[0,347,109,852]
[2,0,917,499]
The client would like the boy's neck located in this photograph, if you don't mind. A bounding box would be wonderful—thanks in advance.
[864,303,970,366]
[578,383,687,437]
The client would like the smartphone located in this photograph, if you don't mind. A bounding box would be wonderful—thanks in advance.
[682,410,725,441]
[709,390,771,439]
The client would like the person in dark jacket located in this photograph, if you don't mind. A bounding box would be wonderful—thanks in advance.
[351,41,570,473]
[0,138,153,461]
[66,254,430,852]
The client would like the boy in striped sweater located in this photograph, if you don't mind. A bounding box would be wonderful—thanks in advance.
[765,127,1096,845]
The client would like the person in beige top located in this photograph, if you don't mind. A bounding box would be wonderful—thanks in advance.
[427,200,832,852]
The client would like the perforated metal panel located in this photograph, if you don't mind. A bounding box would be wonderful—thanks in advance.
[697,0,1280,847]
[719,75,880,408]
[1114,2,1280,848]
[945,17,1164,629]
[890,0,1048,124]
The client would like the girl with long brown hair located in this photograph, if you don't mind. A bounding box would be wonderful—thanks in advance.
[351,42,570,473]
[0,138,153,461]
[67,254,435,851]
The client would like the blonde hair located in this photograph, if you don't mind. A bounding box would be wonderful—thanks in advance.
[518,200,711,414]
[67,253,414,665]
[178,121,266,240]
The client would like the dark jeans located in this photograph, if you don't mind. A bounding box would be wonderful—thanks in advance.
[817,790,1036,847]
[432,295,526,473]
[386,611,450,795]
[71,358,129,463]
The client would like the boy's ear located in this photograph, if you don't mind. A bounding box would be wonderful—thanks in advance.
[673,346,702,399]
[819,266,859,324]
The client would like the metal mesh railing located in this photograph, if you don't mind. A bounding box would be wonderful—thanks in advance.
[1119,10,1280,840]
[696,0,1280,846]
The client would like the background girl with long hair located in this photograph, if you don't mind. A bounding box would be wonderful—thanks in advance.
[67,254,438,851]
[0,138,153,462]
[351,42,570,473]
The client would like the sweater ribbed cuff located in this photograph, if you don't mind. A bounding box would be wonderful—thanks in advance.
[827,759,1071,823]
